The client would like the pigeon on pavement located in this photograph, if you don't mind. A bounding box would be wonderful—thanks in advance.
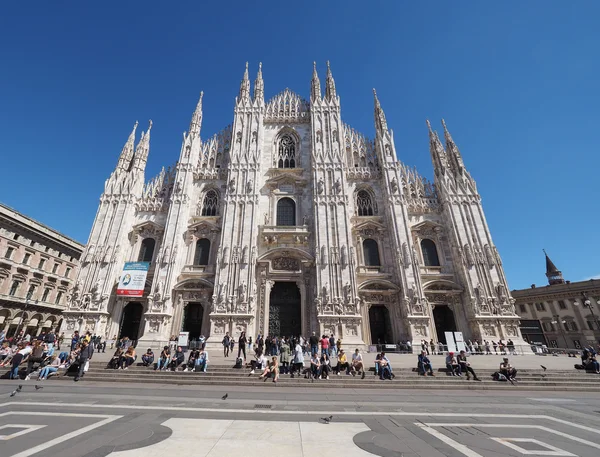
[221,393,228,400]
[16,385,23,392]
[320,415,333,424]
[35,385,43,390]
[541,365,547,372]
[10,390,18,397]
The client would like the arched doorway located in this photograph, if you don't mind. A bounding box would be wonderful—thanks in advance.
[119,302,143,340]
[183,302,204,341]
[269,282,301,337]
[433,305,457,344]
[368,305,392,344]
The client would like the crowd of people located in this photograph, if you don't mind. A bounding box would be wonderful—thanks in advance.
[0,328,95,381]
[419,338,519,356]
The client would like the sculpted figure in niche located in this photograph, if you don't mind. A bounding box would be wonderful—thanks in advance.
[228,178,236,194]
[246,179,253,194]
[317,178,324,194]
[344,282,351,302]
[333,178,342,194]
[264,213,269,225]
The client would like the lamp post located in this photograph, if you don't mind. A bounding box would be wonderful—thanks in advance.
[551,314,568,349]
[13,291,38,341]
[577,292,600,342]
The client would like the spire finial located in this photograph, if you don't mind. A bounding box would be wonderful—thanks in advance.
[325,60,337,101]
[373,88,387,131]
[238,62,251,103]
[311,61,321,101]
[426,119,432,132]
[148,119,153,131]
[253,62,264,102]
[188,91,204,138]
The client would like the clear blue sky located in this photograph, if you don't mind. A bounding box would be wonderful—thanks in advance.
[0,2,598,290]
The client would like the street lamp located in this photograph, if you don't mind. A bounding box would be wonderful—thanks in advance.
[576,292,600,341]
[551,314,569,349]
[13,291,38,340]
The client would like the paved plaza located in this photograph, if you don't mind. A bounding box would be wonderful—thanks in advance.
[1,381,600,456]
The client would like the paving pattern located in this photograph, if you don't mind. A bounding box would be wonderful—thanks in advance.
[1,382,600,456]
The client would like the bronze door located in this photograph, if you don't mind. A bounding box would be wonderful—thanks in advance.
[268,282,301,337]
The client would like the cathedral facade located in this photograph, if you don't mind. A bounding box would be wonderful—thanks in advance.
[61,62,525,349]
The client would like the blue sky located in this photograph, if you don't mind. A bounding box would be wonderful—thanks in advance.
[0,2,598,290]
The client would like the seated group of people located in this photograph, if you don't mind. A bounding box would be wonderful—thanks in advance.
[581,347,599,373]
[417,350,486,381]
[1,339,87,380]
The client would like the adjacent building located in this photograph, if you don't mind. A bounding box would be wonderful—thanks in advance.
[61,62,526,349]
[0,203,84,337]
[513,251,600,349]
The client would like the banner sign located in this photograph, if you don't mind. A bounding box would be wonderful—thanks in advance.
[178,331,189,347]
[116,262,150,296]
[445,332,457,353]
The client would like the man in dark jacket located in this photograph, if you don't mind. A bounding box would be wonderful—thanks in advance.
[74,340,94,382]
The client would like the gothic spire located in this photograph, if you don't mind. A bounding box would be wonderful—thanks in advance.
[544,249,565,285]
[188,91,203,139]
[441,119,465,173]
[238,61,250,103]
[253,62,264,103]
[427,120,448,176]
[132,120,152,171]
[325,60,337,101]
[311,61,321,101]
[373,89,388,132]
[117,121,138,171]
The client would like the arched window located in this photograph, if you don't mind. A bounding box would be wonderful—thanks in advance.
[421,239,440,266]
[201,190,219,216]
[276,198,296,226]
[277,134,296,168]
[138,238,156,262]
[363,239,381,266]
[356,190,375,216]
[194,238,211,266]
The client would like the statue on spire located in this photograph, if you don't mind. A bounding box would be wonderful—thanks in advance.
[253,63,264,103]
[373,89,387,132]
[441,119,465,173]
[117,120,138,171]
[238,62,250,103]
[188,91,203,138]
[325,60,337,101]
[311,61,321,101]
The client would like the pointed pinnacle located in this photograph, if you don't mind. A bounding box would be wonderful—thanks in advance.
[243,61,249,79]
[148,120,153,132]
[426,119,432,132]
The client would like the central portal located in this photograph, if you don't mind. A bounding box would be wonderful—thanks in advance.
[268,281,301,337]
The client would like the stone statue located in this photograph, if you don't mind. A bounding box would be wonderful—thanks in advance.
[340,245,347,267]
[317,178,324,194]
[228,178,236,194]
[246,179,253,194]
[242,246,248,264]
[264,213,269,225]
[391,177,398,193]
[302,214,309,225]
[239,282,247,300]
[90,280,101,302]
[344,282,351,302]
[334,302,344,315]
[333,178,341,194]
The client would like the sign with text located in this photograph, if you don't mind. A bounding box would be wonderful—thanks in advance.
[178,331,189,347]
[116,262,150,297]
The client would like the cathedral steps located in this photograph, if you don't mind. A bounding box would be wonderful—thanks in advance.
[57,363,600,390]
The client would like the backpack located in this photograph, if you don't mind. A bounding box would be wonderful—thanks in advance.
[234,357,243,369]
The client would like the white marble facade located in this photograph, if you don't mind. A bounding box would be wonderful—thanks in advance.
[60,62,526,349]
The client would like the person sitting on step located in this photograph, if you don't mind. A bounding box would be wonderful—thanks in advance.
[195,348,208,372]
[457,350,481,381]
[155,346,171,371]
[376,351,395,379]
[351,348,366,379]
[141,348,154,367]
[335,349,350,375]
[120,346,136,370]
[309,353,321,379]
[319,352,331,379]
[499,357,517,380]
[445,352,462,377]
[107,348,123,369]
[184,349,199,372]
[259,356,279,382]
[249,352,267,375]
[38,355,62,380]
[168,346,185,371]
[417,350,434,376]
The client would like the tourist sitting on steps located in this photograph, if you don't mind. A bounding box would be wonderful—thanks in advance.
[335,349,350,375]
[351,348,366,379]
[375,351,395,379]
[120,346,136,370]
[319,353,331,379]
[168,346,185,371]
[457,350,481,381]
[195,349,208,372]
[309,353,321,379]
[155,346,171,371]
[141,349,154,367]
[184,349,200,372]
[259,356,279,382]
[499,357,517,381]
[445,352,462,377]
[417,350,434,376]
[249,352,267,375]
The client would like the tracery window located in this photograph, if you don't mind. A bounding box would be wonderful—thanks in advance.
[420,239,440,267]
[278,135,296,168]
[276,198,296,226]
[356,190,375,216]
[201,190,219,216]
[194,238,211,266]
[138,238,155,262]
[363,239,381,266]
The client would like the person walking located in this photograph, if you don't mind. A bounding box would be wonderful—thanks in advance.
[74,339,94,382]
[238,331,247,361]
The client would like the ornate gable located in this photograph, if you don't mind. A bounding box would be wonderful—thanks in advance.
[265,89,310,123]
